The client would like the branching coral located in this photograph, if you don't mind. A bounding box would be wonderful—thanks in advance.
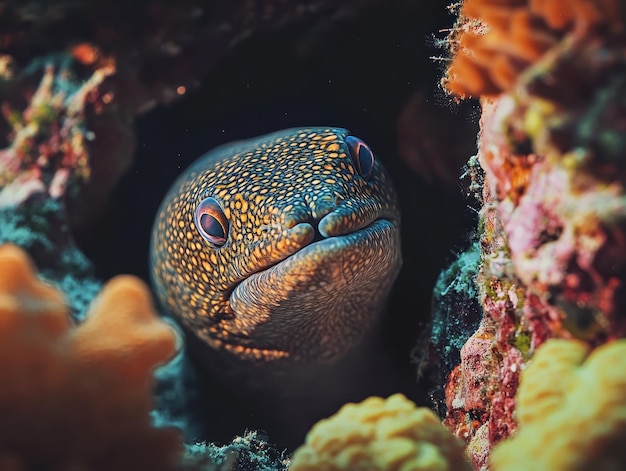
[290,393,471,471]
[442,0,624,98]
[0,243,183,470]
[490,338,626,470]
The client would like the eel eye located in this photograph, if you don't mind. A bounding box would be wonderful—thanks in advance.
[194,197,229,247]
[345,135,375,180]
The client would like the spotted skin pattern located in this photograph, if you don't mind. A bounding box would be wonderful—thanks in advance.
[150,127,401,366]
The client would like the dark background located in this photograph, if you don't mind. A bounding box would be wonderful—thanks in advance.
[76,0,479,450]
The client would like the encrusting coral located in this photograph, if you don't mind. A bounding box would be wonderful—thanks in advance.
[0,243,183,470]
[490,338,626,470]
[289,393,471,471]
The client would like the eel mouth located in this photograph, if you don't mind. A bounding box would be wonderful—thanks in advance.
[278,217,397,263]
[227,216,398,296]
[221,216,402,361]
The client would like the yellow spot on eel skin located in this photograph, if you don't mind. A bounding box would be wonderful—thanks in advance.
[150,127,402,367]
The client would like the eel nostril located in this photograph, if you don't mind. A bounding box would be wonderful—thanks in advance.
[283,194,339,240]
[304,191,340,219]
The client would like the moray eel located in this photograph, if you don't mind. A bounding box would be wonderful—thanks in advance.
[150,127,401,367]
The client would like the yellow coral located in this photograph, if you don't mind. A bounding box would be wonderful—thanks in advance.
[491,339,626,470]
[290,393,471,471]
[0,244,182,470]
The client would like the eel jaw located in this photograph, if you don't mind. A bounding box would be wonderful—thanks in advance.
[225,218,402,364]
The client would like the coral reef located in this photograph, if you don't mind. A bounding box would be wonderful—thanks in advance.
[491,338,626,470]
[0,58,115,207]
[432,0,626,469]
[0,243,294,470]
[2,2,453,467]
[8,0,626,468]
[442,0,624,98]
[0,243,182,470]
[292,336,626,470]
[0,1,492,469]
[0,42,130,227]
[290,393,470,471]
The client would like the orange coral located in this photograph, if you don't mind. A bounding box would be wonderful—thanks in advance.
[0,244,182,470]
[443,0,623,98]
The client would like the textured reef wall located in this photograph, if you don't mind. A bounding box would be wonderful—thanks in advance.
[429,0,626,469]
